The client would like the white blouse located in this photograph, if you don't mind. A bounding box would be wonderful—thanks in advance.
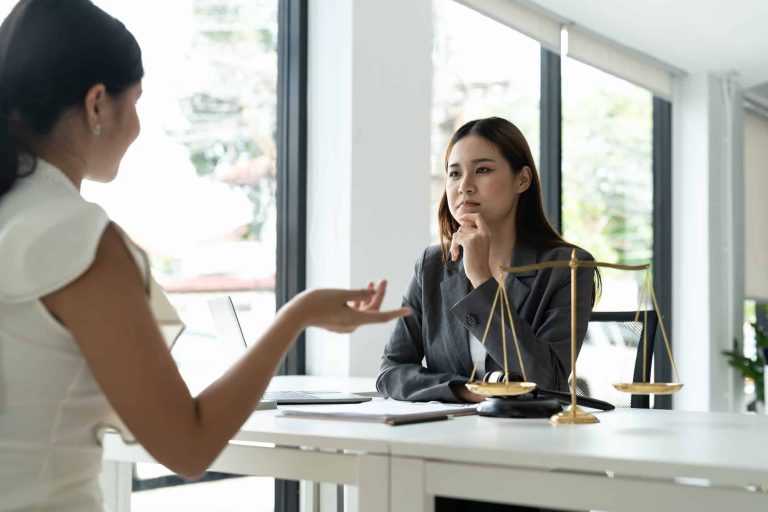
[469,333,486,377]
[0,159,181,512]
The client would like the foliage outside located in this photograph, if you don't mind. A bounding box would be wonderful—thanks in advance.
[722,322,768,405]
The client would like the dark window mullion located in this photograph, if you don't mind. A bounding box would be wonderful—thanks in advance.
[275,0,308,375]
[757,304,768,332]
[275,1,308,511]
[540,48,562,232]
[652,97,673,409]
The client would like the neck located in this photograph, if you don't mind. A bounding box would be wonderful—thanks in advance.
[487,214,517,278]
[34,141,87,190]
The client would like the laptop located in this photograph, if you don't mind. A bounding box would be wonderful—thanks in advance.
[207,296,373,405]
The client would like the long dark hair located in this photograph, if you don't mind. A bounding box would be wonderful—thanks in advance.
[437,117,600,305]
[0,0,143,198]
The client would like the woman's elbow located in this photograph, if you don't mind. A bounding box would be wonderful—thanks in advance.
[144,435,222,480]
[375,368,391,397]
[161,451,217,480]
[174,465,208,481]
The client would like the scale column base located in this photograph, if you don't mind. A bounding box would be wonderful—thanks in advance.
[549,404,600,424]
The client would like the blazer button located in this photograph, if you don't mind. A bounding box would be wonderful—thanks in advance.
[465,315,478,327]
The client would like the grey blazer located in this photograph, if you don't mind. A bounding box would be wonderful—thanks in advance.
[376,239,595,403]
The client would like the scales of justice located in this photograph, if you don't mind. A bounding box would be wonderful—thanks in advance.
[465,249,683,424]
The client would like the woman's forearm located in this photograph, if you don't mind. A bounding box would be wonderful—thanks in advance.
[166,305,306,477]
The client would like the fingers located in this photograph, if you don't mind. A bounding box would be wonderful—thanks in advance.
[473,213,489,232]
[351,281,375,310]
[457,213,489,233]
[452,229,468,245]
[451,230,471,261]
[355,307,412,324]
[319,306,411,333]
[315,281,410,333]
[366,279,386,310]
[343,288,377,304]
[457,213,479,228]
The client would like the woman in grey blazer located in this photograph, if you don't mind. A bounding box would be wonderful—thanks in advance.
[377,117,599,405]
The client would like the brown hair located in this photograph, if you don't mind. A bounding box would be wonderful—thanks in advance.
[438,117,567,258]
[437,117,600,304]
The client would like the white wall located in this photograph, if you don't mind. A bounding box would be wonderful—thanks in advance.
[672,72,744,411]
[306,0,433,377]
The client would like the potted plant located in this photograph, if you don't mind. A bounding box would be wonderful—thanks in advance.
[722,322,768,411]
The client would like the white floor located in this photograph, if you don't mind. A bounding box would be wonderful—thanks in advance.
[131,476,275,512]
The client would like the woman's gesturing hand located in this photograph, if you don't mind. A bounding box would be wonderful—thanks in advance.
[449,212,493,288]
[289,280,411,333]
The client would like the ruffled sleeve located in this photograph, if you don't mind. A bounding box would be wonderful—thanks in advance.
[0,197,110,303]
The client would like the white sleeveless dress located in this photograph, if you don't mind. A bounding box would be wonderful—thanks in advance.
[0,159,182,512]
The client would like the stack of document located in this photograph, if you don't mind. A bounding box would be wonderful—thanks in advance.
[278,399,477,425]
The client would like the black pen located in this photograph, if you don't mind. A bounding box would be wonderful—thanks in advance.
[386,414,454,426]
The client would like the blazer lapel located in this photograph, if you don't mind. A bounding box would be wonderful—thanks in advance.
[439,240,539,376]
[440,258,475,375]
[504,239,537,312]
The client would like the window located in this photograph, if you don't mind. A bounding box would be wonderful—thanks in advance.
[561,57,654,312]
[86,0,280,508]
[431,0,540,243]
[741,300,762,410]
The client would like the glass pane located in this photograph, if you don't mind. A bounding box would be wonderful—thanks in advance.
[84,0,279,506]
[741,300,764,411]
[561,57,653,312]
[431,0,540,243]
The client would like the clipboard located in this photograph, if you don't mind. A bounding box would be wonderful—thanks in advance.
[278,399,478,426]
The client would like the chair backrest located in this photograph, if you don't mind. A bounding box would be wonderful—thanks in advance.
[572,311,658,409]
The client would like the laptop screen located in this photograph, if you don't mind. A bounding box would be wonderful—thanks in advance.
[207,296,248,359]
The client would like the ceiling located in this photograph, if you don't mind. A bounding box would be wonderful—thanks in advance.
[524,0,768,98]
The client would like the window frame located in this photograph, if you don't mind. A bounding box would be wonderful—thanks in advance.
[274,1,308,510]
[652,97,673,409]
[539,51,674,409]
[276,0,308,377]
[540,48,562,232]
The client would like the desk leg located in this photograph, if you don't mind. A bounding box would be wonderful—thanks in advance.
[100,460,132,512]
[347,454,389,512]
[390,457,431,512]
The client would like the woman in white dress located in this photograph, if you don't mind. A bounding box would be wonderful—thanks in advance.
[0,1,410,510]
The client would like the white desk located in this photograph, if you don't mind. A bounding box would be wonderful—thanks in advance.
[388,409,768,511]
[102,378,768,512]
[101,376,398,512]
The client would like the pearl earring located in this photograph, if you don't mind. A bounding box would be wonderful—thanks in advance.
[93,123,102,136]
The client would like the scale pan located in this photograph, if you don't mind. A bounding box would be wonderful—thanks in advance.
[465,381,537,397]
[613,382,684,394]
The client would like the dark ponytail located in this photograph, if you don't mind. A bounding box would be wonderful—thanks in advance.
[0,98,18,196]
[0,0,144,198]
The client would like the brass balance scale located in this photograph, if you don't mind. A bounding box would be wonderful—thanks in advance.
[465,249,683,424]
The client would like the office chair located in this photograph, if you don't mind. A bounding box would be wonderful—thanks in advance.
[572,310,659,409]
